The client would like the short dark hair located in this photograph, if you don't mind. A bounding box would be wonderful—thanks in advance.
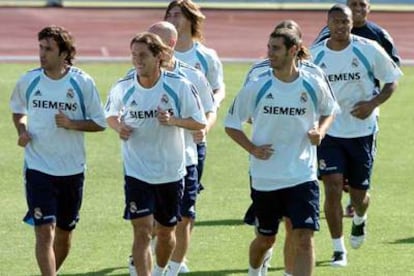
[328,3,352,17]
[38,25,76,65]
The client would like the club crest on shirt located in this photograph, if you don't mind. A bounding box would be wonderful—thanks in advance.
[300,92,308,103]
[352,58,359,68]
[66,88,75,99]
[160,94,169,105]
[194,63,201,70]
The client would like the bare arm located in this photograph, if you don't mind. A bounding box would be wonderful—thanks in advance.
[351,82,398,119]
[157,108,206,131]
[193,111,217,143]
[106,116,133,141]
[213,86,226,106]
[55,110,105,132]
[225,127,274,160]
[308,114,335,146]
[12,113,31,147]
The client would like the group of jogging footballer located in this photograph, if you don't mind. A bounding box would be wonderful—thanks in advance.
[10,0,401,275]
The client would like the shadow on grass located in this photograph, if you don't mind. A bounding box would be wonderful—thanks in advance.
[60,267,284,275]
[60,266,127,275]
[195,219,244,227]
[388,236,414,244]
[316,258,336,267]
[184,266,284,275]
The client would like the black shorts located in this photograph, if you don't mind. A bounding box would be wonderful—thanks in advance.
[251,181,320,236]
[24,169,84,231]
[180,165,199,219]
[318,134,376,190]
[123,176,184,227]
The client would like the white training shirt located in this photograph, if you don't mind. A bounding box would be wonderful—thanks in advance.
[10,67,106,176]
[225,68,337,191]
[174,41,224,92]
[310,35,403,138]
[125,60,215,166]
[105,70,206,184]
[244,58,330,88]
[173,59,216,166]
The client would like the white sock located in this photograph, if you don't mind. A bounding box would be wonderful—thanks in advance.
[152,264,166,276]
[165,261,181,276]
[353,214,367,225]
[248,266,261,276]
[151,236,157,255]
[260,248,273,275]
[332,237,346,253]
[263,247,273,266]
[283,272,293,276]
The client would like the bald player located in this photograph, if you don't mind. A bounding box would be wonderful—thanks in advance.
[150,21,217,276]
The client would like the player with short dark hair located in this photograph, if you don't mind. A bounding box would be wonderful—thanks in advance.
[10,25,106,276]
[313,0,401,218]
[310,4,403,267]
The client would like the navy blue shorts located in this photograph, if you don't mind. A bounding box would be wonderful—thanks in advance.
[24,169,84,231]
[123,176,184,227]
[243,203,255,226]
[196,142,206,191]
[180,165,199,219]
[251,181,320,236]
[317,134,376,190]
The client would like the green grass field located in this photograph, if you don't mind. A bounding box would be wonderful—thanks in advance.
[1,63,413,275]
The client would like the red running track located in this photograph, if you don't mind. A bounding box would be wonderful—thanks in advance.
[1,8,412,61]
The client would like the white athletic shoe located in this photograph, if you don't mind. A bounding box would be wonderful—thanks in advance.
[179,262,190,273]
[331,251,347,267]
[350,221,366,249]
[128,255,138,276]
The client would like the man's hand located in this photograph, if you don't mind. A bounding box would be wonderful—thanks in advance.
[55,110,72,128]
[17,131,31,147]
[308,127,323,146]
[351,100,376,119]
[118,123,133,141]
[193,128,206,144]
[157,107,175,126]
[251,144,274,160]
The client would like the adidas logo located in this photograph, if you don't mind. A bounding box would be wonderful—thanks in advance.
[34,90,42,96]
[265,93,274,99]
[320,63,327,69]
[130,100,137,106]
